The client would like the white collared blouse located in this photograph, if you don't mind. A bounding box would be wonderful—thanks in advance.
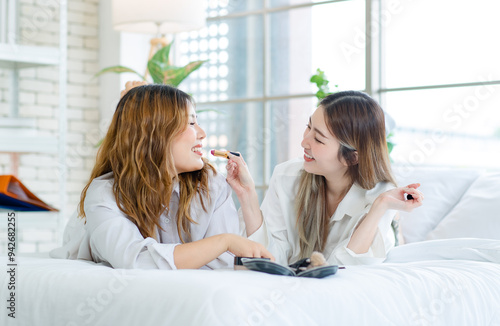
[50,170,239,270]
[243,158,397,266]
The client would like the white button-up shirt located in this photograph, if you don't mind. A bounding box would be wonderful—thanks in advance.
[243,158,396,266]
[50,171,239,270]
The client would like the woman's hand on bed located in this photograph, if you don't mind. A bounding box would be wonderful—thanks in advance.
[225,234,275,261]
[174,234,274,269]
[374,183,424,212]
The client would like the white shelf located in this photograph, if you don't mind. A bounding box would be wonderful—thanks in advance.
[0,135,58,153]
[0,118,58,153]
[0,43,60,69]
[0,0,68,251]
[0,211,59,229]
[17,211,59,226]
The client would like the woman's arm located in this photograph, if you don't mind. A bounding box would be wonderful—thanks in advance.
[89,211,273,270]
[347,184,423,254]
[84,180,273,270]
[225,153,263,236]
[174,234,273,269]
[226,157,299,265]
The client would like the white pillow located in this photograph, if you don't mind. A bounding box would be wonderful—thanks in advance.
[427,173,500,240]
[386,238,500,263]
[392,166,480,243]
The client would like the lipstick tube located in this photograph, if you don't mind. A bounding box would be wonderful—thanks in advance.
[210,149,240,159]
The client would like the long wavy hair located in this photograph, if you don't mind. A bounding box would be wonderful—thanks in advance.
[295,91,396,258]
[78,84,215,243]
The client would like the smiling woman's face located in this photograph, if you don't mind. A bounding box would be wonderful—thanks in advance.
[171,104,207,174]
[300,106,348,179]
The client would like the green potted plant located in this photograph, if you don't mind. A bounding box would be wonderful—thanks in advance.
[95,40,206,87]
[310,68,394,154]
[310,68,338,103]
[94,41,207,147]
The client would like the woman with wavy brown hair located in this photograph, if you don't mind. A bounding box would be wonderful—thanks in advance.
[227,91,423,266]
[50,83,273,269]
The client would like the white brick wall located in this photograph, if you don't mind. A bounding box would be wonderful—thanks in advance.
[0,0,100,254]
[19,92,36,105]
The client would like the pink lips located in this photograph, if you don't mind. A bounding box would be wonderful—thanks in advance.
[192,145,203,156]
[304,155,314,162]
[304,151,314,162]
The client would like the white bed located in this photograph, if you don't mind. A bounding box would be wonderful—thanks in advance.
[2,239,500,326]
[2,167,500,326]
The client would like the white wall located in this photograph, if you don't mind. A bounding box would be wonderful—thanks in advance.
[0,0,100,253]
[98,0,150,133]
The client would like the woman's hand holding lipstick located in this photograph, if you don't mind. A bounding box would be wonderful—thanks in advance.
[215,150,254,197]
[210,149,252,196]
[374,183,424,213]
[217,149,263,236]
[210,149,249,191]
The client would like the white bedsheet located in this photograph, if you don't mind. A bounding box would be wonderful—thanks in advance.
[2,239,500,326]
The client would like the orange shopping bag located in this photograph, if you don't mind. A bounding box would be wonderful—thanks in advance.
[0,175,58,211]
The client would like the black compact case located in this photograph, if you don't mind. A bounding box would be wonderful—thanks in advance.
[234,257,270,270]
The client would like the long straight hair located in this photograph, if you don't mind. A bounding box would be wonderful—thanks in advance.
[78,84,215,243]
[295,91,396,258]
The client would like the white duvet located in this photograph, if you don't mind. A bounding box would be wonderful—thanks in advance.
[2,239,500,326]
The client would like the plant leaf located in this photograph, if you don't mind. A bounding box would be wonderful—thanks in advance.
[162,68,187,86]
[163,60,207,86]
[387,141,394,154]
[95,138,103,148]
[311,68,333,102]
[94,65,145,80]
[147,60,165,84]
[151,42,173,64]
[147,42,174,83]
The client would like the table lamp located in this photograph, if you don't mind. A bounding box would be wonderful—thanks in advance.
[112,0,206,75]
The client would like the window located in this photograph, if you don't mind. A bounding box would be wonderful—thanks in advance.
[380,0,500,169]
[175,0,500,200]
[177,0,366,200]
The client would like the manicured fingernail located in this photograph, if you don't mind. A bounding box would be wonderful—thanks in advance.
[229,151,240,156]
